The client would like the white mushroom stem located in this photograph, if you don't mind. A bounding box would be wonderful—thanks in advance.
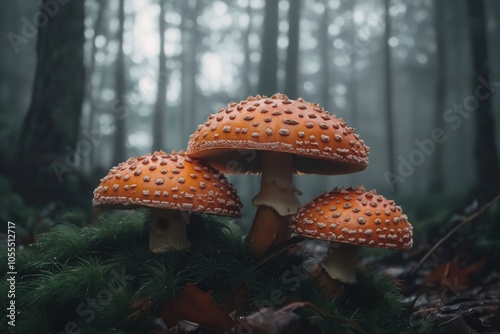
[149,208,191,253]
[320,243,361,284]
[246,151,302,257]
[252,151,302,216]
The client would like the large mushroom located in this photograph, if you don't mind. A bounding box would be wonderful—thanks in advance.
[93,150,243,252]
[187,93,370,257]
[291,186,413,286]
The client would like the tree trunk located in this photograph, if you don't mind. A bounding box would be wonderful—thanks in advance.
[320,0,330,109]
[242,2,252,95]
[466,0,500,200]
[258,0,279,96]
[181,0,199,143]
[429,0,446,193]
[383,0,396,191]
[85,0,107,171]
[153,0,168,151]
[349,0,358,129]
[15,0,85,204]
[19,0,85,161]
[113,0,126,165]
[284,0,301,99]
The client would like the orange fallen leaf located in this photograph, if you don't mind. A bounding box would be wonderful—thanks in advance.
[425,259,487,288]
[159,283,235,332]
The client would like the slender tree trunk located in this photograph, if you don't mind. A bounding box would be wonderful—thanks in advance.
[242,2,252,95]
[19,0,84,161]
[153,0,167,150]
[320,0,330,109]
[258,0,279,96]
[284,0,301,98]
[429,0,446,193]
[188,1,199,134]
[383,0,396,191]
[113,0,126,164]
[86,0,107,171]
[348,0,359,187]
[181,0,199,142]
[466,0,500,200]
[349,0,358,128]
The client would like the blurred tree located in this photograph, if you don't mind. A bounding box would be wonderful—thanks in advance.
[153,0,168,151]
[85,0,107,170]
[0,1,33,163]
[113,0,126,164]
[319,0,330,109]
[429,0,446,193]
[466,0,500,200]
[242,1,253,95]
[258,0,279,95]
[383,0,396,191]
[349,0,358,129]
[19,0,84,162]
[13,0,87,207]
[181,0,200,142]
[284,0,301,98]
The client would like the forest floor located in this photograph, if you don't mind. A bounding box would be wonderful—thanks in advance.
[1,193,499,333]
[360,195,500,334]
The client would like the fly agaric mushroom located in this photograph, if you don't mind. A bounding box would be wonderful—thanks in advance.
[186,94,369,257]
[93,150,242,252]
[291,186,413,285]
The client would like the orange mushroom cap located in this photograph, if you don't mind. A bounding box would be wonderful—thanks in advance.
[187,93,370,175]
[291,186,413,250]
[93,150,243,217]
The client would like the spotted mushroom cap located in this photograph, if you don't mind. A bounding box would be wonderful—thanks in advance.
[93,151,243,217]
[186,93,370,175]
[290,186,413,250]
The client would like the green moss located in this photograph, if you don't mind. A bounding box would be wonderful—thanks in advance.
[1,211,434,333]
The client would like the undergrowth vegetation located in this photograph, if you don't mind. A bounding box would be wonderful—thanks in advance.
[1,211,436,333]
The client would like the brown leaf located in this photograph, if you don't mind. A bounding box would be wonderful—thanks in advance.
[425,259,487,288]
[159,283,235,333]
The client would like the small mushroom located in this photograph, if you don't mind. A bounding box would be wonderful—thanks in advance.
[186,94,370,257]
[291,186,413,285]
[93,151,243,252]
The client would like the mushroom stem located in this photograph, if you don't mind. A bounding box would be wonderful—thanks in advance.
[320,243,361,283]
[246,151,301,257]
[149,208,191,252]
[314,268,345,298]
[252,151,301,215]
[245,205,291,257]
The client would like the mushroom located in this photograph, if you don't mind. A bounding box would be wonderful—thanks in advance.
[93,150,243,252]
[290,186,413,285]
[186,94,370,257]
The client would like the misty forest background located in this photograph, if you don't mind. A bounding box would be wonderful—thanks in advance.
[0,0,499,239]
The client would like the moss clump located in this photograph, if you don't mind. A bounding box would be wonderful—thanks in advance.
[1,211,433,333]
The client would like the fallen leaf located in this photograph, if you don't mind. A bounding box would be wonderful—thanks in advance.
[159,283,235,332]
[425,259,487,288]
